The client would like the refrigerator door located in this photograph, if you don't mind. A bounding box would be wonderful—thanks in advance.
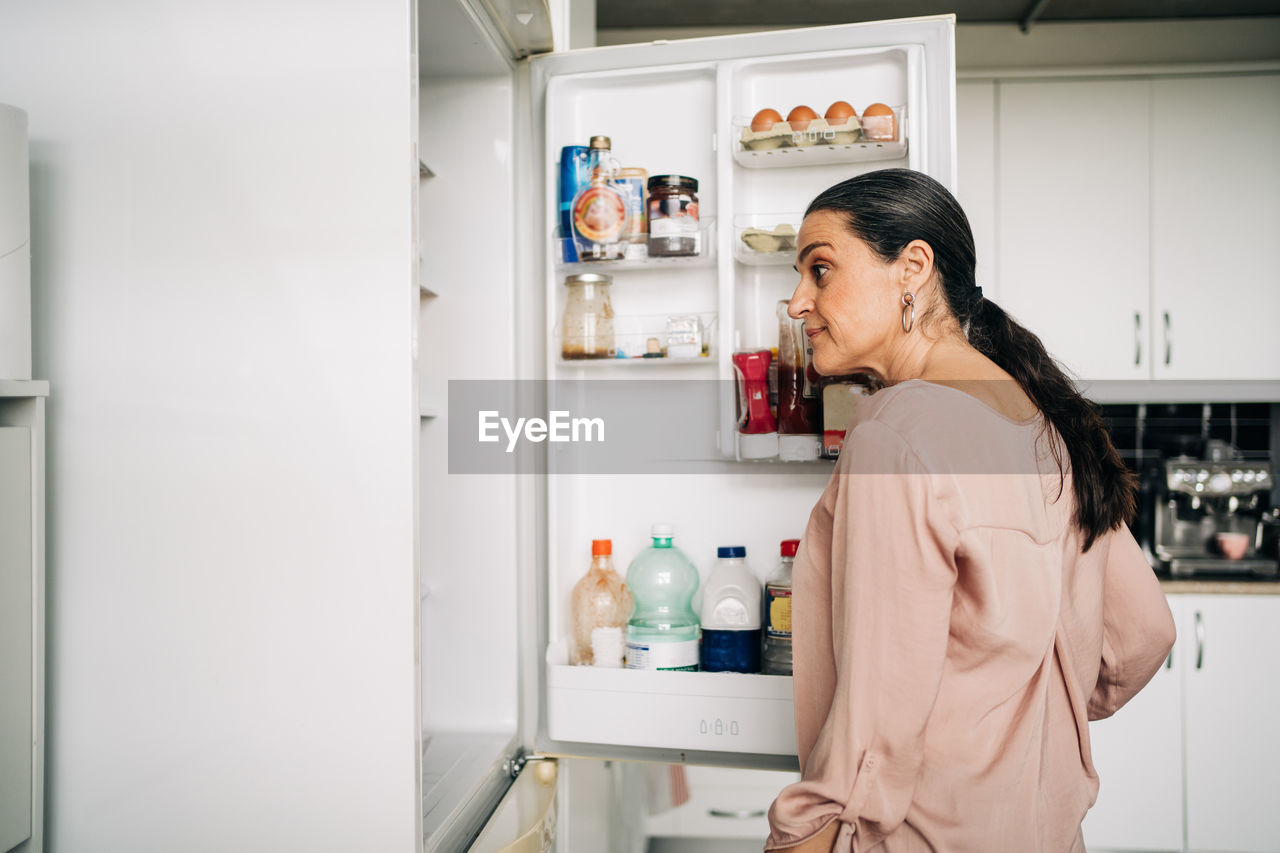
[520,16,957,768]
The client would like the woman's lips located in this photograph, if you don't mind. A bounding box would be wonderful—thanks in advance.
[805,326,825,340]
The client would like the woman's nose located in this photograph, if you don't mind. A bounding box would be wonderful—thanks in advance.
[787,282,813,319]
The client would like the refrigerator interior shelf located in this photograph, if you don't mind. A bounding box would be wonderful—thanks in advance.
[544,640,797,756]
[731,114,907,169]
[554,218,717,273]
[556,312,717,364]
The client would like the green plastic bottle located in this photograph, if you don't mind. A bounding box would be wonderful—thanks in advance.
[624,523,700,671]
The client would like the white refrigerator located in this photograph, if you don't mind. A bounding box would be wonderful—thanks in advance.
[418,3,957,848]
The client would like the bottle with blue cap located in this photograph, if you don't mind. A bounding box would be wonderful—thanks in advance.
[700,546,762,673]
[624,523,700,671]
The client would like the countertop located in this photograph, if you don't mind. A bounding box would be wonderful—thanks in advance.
[1159,578,1280,595]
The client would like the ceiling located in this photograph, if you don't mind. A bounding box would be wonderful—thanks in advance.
[596,0,1280,31]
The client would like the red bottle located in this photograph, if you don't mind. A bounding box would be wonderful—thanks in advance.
[732,350,778,460]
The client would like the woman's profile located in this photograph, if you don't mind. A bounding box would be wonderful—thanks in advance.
[766,168,1176,853]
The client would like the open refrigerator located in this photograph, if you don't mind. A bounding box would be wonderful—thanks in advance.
[418,3,957,848]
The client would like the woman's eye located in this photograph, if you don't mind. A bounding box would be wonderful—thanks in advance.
[811,264,829,281]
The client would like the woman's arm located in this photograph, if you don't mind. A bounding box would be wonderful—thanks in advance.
[1087,524,1177,721]
[770,818,840,853]
[766,420,959,850]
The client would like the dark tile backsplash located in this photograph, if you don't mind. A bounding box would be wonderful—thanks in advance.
[1100,402,1276,463]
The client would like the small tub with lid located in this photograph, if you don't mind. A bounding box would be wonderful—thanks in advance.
[647,175,700,257]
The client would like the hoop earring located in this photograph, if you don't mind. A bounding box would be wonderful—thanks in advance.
[901,291,915,333]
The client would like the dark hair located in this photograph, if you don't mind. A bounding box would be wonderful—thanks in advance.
[806,168,1134,551]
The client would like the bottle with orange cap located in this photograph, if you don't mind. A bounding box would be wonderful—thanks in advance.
[569,538,633,667]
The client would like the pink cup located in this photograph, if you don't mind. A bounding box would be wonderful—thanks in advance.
[1216,532,1250,561]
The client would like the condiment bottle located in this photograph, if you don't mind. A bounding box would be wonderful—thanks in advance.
[569,539,633,667]
[776,300,821,461]
[560,274,615,360]
[763,539,798,676]
[625,524,700,671]
[700,546,762,673]
[732,349,778,460]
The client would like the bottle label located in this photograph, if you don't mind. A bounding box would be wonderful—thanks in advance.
[573,185,628,244]
[625,638,699,671]
[765,586,792,638]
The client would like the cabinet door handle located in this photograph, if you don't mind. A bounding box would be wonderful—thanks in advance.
[1195,610,1205,670]
[1163,311,1172,366]
[709,808,767,820]
[1134,313,1143,366]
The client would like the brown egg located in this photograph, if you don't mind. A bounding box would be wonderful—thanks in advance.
[750,108,783,133]
[824,100,858,126]
[862,103,898,141]
[786,105,819,131]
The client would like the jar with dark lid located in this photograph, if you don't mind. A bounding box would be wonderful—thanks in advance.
[647,175,700,257]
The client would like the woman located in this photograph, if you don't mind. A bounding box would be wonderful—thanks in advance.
[765,169,1176,853]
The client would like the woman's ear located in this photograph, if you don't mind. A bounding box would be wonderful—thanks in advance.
[900,239,935,287]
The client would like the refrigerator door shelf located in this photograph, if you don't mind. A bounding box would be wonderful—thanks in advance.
[554,218,718,273]
[731,111,908,169]
[545,640,796,756]
[554,312,717,366]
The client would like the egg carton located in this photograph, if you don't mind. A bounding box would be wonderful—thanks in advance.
[731,106,907,169]
[733,213,802,266]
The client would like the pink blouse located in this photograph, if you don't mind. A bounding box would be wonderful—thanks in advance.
[766,380,1176,852]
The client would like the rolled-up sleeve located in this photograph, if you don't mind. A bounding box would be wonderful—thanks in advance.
[767,420,959,851]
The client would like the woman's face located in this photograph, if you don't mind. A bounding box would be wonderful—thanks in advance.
[788,210,906,377]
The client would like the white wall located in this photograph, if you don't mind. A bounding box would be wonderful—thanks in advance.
[0,3,420,852]
[597,17,1280,68]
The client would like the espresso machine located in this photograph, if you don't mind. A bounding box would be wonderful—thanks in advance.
[1153,439,1278,577]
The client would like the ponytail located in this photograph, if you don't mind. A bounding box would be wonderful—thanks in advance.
[806,169,1134,550]
[968,298,1136,550]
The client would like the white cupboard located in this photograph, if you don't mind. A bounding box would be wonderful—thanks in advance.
[1083,598,1185,852]
[1182,595,1280,852]
[1151,75,1280,382]
[956,80,997,300]
[1084,594,1280,853]
[977,71,1280,387]
[996,79,1152,381]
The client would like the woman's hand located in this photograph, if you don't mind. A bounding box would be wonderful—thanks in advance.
[771,819,840,853]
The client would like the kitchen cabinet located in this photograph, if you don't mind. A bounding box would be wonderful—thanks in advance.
[0,382,46,853]
[1083,598,1184,853]
[1084,593,1280,853]
[1182,595,1280,852]
[1151,74,1280,382]
[996,78,1151,381]
[979,72,1280,387]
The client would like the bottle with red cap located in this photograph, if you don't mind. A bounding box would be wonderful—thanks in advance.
[763,539,799,676]
[569,538,633,667]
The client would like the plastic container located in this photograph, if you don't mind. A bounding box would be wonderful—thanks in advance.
[555,313,717,365]
[625,524,700,671]
[763,539,798,676]
[569,539,634,667]
[733,213,801,266]
[700,546,762,673]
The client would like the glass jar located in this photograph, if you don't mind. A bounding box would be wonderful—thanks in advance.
[561,273,615,360]
[647,175,700,257]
